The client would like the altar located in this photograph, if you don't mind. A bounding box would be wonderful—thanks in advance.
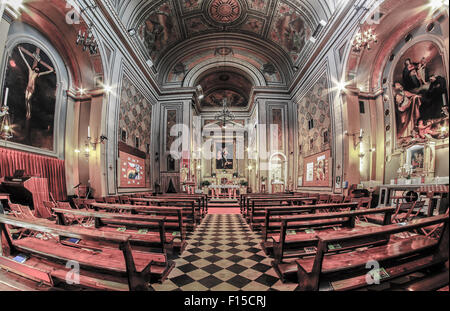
[209,184,241,199]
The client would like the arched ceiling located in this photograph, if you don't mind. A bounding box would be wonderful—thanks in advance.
[111,0,341,86]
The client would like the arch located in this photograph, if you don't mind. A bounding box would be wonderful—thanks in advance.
[183,58,267,88]
[1,21,70,159]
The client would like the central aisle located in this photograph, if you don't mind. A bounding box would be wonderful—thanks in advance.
[153,214,299,291]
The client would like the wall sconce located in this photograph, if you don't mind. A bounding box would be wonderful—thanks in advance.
[75,126,108,157]
[1,88,13,140]
[344,129,364,149]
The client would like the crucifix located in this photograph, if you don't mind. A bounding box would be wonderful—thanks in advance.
[18,46,55,120]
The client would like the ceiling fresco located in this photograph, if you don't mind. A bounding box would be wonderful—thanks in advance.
[197,70,252,108]
[125,0,328,66]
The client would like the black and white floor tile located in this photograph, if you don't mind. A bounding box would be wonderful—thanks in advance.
[153,214,299,291]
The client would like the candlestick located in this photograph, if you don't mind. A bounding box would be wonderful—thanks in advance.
[3,88,8,107]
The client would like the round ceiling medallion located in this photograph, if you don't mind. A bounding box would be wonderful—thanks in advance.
[210,0,241,24]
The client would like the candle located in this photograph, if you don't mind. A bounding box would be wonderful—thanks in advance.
[3,88,8,107]
[88,126,91,138]
[360,128,363,137]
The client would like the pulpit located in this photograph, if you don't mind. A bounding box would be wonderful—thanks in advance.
[1,177,50,218]
[271,181,285,193]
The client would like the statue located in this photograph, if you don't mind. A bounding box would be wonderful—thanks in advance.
[18,46,55,120]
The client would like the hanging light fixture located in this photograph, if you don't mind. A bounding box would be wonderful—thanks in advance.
[76,23,98,55]
[214,32,235,127]
[352,26,378,52]
[215,98,235,127]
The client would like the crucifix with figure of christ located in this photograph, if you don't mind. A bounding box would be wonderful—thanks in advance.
[18,46,55,120]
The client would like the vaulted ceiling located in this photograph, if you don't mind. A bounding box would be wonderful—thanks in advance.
[111,0,341,86]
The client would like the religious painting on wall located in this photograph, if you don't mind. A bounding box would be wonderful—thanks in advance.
[406,145,425,171]
[215,141,234,170]
[137,2,178,62]
[119,151,146,188]
[302,150,331,187]
[3,43,56,150]
[392,41,449,147]
[270,2,311,62]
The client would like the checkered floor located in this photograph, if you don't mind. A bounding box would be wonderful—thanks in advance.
[153,214,299,291]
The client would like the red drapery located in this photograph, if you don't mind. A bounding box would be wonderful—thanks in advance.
[0,147,67,201]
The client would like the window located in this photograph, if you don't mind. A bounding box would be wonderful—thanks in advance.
[121,129,127,142]
[308,119,314,130]
[135,136,140,149]
[359,101,365,114]
[323,130,329,144]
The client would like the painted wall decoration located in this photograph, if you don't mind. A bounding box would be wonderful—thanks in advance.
[3,43,57,150]
[119,76,152,154]
[303,150,331,187]
[165,46,282,84]
[185,16,214,35]
[137,2,179,62]
[119,151,146,188]
[240,17,264,35]
[118,76,152,188]
[271,108,283,150]
[270,2,311,62]
[391,41,449,147]
[166,109,178,151]
[297,72,332,183]
[248,0,268,13]
[216,141,234,170]
[182,0,204,11]
[209,0,241,24]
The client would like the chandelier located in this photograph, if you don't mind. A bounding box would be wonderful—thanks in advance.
[352,27,377,52]
[76,23,98,55]
[215,98,235,127]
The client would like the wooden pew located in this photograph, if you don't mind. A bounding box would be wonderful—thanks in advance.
[0,214,174,291]
[247,196,319,229]
[240,193,317,215]
[90,203,187,254]
[130,197,200,227]
[295,214,449,291]
[145,194,208,218]
[261,202,359,254]
[52,208,173,255]
[271,207,396,282]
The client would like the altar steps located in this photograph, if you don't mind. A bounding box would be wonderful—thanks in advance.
[208,200,240,208]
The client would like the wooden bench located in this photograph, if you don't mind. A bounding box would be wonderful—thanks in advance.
[130,197,200,227]
[52,208,173,255]
[240,193,318,215]
[295,214,449,291]
[261,202,359,255]
[271,207,396,282]
[247,197,319,230]
[0,214,175,291]
[145,194,208,218]
[90,203,187,254]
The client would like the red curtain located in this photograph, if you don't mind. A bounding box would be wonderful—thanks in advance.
[0,147,67,201]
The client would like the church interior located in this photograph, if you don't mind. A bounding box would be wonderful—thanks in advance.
[0,0,449,293]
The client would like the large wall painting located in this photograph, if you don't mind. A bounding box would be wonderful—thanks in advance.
[3,43,57,150]
[391,41,449,148]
